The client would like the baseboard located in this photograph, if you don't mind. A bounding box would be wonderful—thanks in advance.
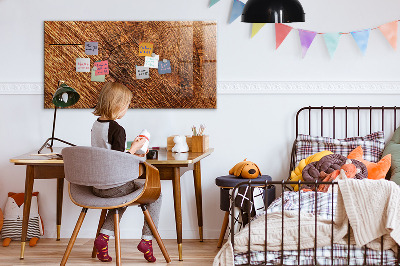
[1,81,400,95]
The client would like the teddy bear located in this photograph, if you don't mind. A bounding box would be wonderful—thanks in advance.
[1,192,43,247]
[172,135,189,153]
[229,159,261,179]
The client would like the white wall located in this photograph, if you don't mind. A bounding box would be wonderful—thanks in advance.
[1,0,400,239]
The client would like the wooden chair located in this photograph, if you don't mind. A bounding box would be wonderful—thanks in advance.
[60,146,171,265]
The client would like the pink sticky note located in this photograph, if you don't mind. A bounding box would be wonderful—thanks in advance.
[94,60,109,76]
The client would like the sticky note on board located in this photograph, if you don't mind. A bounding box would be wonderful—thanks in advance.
[158,60,171,74]
[136,66,150,79]
[138,42,154,56]
[91,66,105,82]
[144,54,159,68]
[76,58,90,72]
[85,42,98,55]
[94,60,109,75]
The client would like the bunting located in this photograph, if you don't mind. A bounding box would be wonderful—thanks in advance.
[323,33,341,58]
[379,21,397,50]
[275,23,292,49]
[298,30,317,58]
[229,0,245,24]
[209,0,220,7]
[251,23,266,38]
[351,29,370,55]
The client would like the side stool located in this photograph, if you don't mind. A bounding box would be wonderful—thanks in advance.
[215,175,275,248]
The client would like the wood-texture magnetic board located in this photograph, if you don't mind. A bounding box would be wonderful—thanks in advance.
[44,21,217,109]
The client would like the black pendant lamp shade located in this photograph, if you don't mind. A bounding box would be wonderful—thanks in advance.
[241,0,305,23]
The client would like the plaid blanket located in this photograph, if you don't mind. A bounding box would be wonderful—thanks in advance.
[234,191,397,265]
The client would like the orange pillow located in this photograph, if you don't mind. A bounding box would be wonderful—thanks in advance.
[347,146,391,180]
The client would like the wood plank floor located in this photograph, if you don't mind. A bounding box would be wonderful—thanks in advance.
[0,239,222,265]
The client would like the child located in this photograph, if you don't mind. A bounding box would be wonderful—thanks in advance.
[91,82,162,263]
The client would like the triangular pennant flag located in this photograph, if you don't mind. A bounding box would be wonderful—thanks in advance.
[209,0,220,7]
[378,21,398,50]
[298,29,317,58]
[229,0,245,24]
[323,33,341,58]
[251,23,266,38]
[351,29,370,55]
[275,23,293,49]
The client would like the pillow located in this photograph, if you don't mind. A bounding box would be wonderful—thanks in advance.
[295,131,385,166]
[382,126,400,184]
[348,146,391,180]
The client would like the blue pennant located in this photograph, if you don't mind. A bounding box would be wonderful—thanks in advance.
[229,0,245,24]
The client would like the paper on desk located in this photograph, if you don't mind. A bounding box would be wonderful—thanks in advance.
[85,42,98,55]
[144,54,159,68]
[76,58,90,72]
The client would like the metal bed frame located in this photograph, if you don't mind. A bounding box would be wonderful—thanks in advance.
[230,106,400,266]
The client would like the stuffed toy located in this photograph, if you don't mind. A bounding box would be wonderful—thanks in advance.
[0,208,3,232]
[382,126,400,184]
[317,160,360,193]
[289,150,333,191]
[229,159,261,179]
[172,135,189,153]
[1,192,44,247]
[348,146,391,180]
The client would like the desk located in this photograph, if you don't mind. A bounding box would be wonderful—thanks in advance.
[10,147,213,261]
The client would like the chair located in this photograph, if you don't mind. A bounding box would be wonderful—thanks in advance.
[60,146,171,265]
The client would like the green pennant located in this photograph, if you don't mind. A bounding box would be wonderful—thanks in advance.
[209,0,220,7]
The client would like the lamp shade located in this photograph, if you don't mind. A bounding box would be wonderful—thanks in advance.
[52,82,80,108]
[241,0,305,23]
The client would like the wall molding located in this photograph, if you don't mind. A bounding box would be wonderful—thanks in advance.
[1,81,400,95]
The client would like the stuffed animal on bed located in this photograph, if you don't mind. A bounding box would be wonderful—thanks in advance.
[229,159,261,179]
[1,192,44,247]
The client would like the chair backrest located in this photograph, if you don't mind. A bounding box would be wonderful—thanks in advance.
[62,146,145,187]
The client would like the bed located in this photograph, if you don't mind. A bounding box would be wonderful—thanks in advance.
[214,106,400,266]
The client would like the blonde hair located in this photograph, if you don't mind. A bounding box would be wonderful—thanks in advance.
[93,82,133,120]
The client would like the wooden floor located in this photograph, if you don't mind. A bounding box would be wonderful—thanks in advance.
[0,239,221,265]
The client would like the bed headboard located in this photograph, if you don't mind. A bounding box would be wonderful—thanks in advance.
[290,106,400,179]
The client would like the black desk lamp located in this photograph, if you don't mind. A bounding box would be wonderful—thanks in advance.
[241,0,305,23]
[38,81,80,154]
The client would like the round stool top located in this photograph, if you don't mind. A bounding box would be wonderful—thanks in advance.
[215,175,272,188]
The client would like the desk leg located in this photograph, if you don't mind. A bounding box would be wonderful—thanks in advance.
[172,167,183,261]
[20,165,35,259]
[56,178,64,241]
[193,161,203,242]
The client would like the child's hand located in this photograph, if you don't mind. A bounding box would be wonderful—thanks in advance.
[128,137,147,155]
[134,148,149,157]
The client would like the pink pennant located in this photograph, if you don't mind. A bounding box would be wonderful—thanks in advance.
[275,23,293,49]
[298,29,317,58]
[378,21,398,50]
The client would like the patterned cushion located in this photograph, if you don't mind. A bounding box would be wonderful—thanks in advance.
[294,131,385,166]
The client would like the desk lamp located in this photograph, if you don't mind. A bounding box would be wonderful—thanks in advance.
[241,0,305,23]
[38,81,80,154]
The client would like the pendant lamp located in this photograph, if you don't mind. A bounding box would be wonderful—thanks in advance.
[241,0,305,23]
[38,81,80,154]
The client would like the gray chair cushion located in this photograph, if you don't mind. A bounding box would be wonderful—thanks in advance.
[69,180,145,208]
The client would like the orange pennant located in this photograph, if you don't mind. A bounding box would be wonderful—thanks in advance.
[275,23,293,49]
[378,21,398,50]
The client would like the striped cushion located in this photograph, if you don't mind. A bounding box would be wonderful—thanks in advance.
[295,131,385,166]
[1,217,40,240]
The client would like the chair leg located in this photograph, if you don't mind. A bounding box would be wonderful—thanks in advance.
[141,205,171,263]
[60,208,88,266]
[91,209,108,258]
[114,209,121,266]
[217,211,230,248]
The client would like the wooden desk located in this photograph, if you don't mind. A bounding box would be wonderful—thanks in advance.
[10,147,213,261]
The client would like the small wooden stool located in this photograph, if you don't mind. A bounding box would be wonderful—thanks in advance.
[215,175,275,248]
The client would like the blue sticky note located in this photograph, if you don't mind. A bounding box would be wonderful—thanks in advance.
[158,60,171,74]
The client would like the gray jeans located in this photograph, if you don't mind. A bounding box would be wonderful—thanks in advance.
[92,180,162,240]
